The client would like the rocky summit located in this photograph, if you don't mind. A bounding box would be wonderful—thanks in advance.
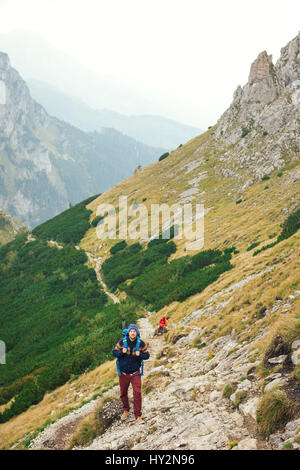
[215,32,300,183]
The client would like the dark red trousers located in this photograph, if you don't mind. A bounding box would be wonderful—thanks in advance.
[119,371,142,418]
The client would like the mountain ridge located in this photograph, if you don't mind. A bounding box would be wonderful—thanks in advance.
[27,78,202,149]
[0,52,166,228]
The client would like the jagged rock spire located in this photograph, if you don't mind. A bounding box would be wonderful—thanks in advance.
[276,30,300,88]
[216,31,300,141]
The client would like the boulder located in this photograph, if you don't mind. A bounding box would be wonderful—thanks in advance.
[236,438,257,450]
[239,397,259,420]
[268,355,287,364]
[209,391,222,402]
[264,377,287,393]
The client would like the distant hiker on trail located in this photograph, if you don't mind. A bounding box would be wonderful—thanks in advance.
[113,324,150,424]
[158,315,168,335]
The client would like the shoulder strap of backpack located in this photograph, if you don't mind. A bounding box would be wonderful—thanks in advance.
[135,336,141,352]
[116,358,121,376]
[122,329,128,349]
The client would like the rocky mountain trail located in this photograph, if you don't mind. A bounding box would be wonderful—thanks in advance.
[28,315,163,450]
[86,251,120,304]
[76,321,271,451]
[25,307,299,451]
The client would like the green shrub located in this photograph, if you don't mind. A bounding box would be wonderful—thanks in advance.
[253,207,300,256]
[234,390,247,408]
[91,215,104,227]
[241,128,250,138]
[247,242,260,251]
[102,238,176,290]
[262,175,270,181]
[110,240,127,255]
[236,199,242,204]
[222,383,237,399]
[158,152,170,161]
[277,207,300,242]
[123,248,233,310]
[256,389,299,438]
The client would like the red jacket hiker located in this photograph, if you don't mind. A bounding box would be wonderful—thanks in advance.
[159,316,167,327]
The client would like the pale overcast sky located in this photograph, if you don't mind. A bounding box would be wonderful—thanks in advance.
[0,0,299,128]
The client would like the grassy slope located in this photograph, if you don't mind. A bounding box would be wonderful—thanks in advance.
[0,128,299,448]
[82,126,299,347]
[0,195,142,428]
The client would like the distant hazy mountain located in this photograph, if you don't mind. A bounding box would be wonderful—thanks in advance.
[0,30,202,149]
[0,52,165,228]
[0,30,151,116]
[27,79,201,149]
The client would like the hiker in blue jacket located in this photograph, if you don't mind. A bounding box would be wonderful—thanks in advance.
[113,324,150,424]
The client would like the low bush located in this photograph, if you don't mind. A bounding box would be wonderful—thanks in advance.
[102,238,176,291]
[91,215,104,227]
[241,128,250,138]
[234,390,247,408]
[110,240,127,255]
[247,242,260,251]
[256,389,299,438]
[158,152,170,161]
[253,207,300,256]
[222,383,237,399]
[70,415,98,448]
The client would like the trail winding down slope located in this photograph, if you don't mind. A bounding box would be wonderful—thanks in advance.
[28,247,300,451]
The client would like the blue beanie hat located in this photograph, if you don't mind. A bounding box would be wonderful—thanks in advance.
[127,324,140,337]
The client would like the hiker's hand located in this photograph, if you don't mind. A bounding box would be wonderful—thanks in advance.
[122,348,127,353]
[135,351,140,356]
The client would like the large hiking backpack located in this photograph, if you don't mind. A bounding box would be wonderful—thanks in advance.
[116,330,144,377]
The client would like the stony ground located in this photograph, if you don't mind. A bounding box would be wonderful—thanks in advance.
[29,313,300,450]
[79,321,268,451]
[28,259,300,451]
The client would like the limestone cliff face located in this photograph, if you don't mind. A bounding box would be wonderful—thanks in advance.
[217,32,300,132]
[0,53,164,228]
[276,31,300,88]
[215,32,300,182]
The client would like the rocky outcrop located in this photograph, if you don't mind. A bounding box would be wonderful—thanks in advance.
[0,209,27,245]
[212,32,300,187]
[216,32,300,138]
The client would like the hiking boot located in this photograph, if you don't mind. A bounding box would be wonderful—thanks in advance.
[136,416,144,424]
[121,411,129,420]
